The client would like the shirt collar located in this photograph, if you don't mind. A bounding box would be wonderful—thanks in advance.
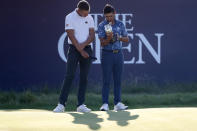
[74,8,87,19]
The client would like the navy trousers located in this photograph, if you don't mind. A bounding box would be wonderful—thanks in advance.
[101,49,124,105]
[59,45,92,107]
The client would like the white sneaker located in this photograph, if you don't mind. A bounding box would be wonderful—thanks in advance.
[114,102,128,111]
[53,103,65,113]
[100,103,109,111]
[77,104,91,113]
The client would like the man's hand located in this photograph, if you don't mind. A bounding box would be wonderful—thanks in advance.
[99,32,113,46]
[80,50,89,59]
[76,44,85,52]
[75,44,89,59]
[106,32,113,41]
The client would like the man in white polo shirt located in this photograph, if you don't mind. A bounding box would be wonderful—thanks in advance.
[53,0,95,113]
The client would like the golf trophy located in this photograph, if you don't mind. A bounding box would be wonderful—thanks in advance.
[104,22,113,33]
[104,22,119,43]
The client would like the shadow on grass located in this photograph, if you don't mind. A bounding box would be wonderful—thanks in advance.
[68,110,139,130]
[107,110,139,126]
[68,112,103,130]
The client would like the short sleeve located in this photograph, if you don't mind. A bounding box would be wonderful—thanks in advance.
[121,23,128,37]
[98,23,106,38]
[88,16,95,29]
[65,15,74,30]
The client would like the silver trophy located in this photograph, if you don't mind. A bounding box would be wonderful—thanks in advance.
[104,22,112,33]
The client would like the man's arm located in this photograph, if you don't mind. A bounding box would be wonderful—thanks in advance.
[119,22,129,43]
[66,29,89,58]
[100,33,129,46]
[119,36,129,43]
[66,29,81,51]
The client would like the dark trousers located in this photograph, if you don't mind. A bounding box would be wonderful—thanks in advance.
[101,50,124,105]
[59,45,92,107]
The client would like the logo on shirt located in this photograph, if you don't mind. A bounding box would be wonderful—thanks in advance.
[85,21,88,24]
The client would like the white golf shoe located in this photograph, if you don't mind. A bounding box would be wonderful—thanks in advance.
[100,103,109,111]
[114,102,128,111]
[53,103,65,113]
[77,104,91,113]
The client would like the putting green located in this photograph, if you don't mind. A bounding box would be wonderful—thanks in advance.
[0,108,197,131]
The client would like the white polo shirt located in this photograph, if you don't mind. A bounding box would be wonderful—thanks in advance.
[65,9,95,44]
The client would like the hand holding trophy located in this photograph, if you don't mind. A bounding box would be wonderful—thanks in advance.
[104,22,121,43]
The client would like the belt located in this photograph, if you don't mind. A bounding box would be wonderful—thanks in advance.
[102,49,121,53]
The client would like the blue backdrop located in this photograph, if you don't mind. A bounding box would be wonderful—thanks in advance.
[0,0,197,90]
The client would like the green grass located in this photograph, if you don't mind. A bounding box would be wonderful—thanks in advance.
[0,91,197,111]
[0,82,197,111]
